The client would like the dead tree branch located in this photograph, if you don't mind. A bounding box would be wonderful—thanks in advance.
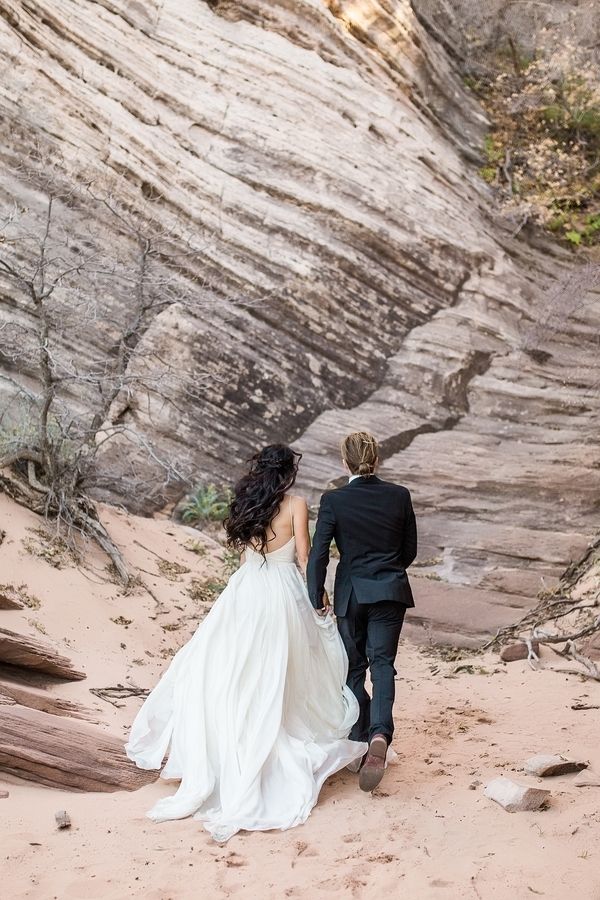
[0,172,221,581]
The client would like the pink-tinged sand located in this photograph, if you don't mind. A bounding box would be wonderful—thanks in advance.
[1,495,599,899]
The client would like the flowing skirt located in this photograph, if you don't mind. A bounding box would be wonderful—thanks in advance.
[125,557,367,842]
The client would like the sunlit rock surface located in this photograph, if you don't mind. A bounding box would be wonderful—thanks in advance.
[1,1,598,642]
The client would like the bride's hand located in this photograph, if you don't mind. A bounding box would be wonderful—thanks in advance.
[315,590,331,617]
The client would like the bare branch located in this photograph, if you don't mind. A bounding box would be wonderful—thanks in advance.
[0,168,229,580]
[0,448,44,468]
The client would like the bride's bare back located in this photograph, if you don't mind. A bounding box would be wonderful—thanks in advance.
[250,494,310,569]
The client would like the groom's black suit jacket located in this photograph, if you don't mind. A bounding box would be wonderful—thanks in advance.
[307,475,417,618]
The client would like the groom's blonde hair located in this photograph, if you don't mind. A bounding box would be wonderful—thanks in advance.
[341,431,379,476]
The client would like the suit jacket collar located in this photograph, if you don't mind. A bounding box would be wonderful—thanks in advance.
[347,474,381,486]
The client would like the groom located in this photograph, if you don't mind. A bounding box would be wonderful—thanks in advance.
[307,431,417,792]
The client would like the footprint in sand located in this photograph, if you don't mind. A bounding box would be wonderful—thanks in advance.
[341,833,361,843]
[224,851,247,868]
[295,839,318,857]
[316,873,366,896]
[366,852,396,863]
[214,853,250,898]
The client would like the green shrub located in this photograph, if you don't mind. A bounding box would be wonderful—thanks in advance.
[564,214,600,247]
[180,484,231,527]
[483,134,504,165]
[479,165,497,184]
[221,547,240,577]
[474,52,600,248]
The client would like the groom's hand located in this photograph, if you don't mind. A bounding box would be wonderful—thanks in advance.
[315,590,331,617]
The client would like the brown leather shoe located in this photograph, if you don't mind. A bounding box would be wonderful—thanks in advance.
[359,734,387,792]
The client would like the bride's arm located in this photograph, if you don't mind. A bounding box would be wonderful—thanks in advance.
[293,497,310,576]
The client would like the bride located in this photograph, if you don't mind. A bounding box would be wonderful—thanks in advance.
[125,444,367,842]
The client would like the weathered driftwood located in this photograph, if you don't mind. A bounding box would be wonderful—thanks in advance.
[0,680,96,721]
[0,586,24,610]
[0,469,131,585]
[0,705,157,792]
[0,628,85,681]
[486,534,600,679]
[89,685,149,709]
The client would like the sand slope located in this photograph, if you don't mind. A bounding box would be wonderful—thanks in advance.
[1,496,599,899]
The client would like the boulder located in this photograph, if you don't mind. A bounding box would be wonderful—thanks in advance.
[0,680,95,721]
[0,587,24,611]
[0,704,157,792]
[0,628,85,681]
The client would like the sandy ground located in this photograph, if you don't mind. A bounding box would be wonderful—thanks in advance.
[1,496,600,900]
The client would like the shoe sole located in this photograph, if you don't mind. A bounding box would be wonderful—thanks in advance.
[359,736,387,792]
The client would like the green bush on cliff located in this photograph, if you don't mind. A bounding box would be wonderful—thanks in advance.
[469,43,600,248]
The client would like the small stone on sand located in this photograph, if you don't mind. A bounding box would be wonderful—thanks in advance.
[524,754,588,777]
[500,641,540,663]
[484,777,550,812]
[55,810,71,829]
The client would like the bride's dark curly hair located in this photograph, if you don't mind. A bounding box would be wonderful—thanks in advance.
[224,444,302,554]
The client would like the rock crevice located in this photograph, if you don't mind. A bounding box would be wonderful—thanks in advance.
[1,1,599,642]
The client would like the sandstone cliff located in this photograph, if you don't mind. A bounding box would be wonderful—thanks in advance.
[0,1,599,643]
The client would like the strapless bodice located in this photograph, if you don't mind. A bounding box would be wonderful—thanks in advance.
[245,536,297,565]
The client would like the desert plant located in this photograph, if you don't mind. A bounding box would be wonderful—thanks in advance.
[466,41,600,244]
[221,546,240,577]
[180,484,232,527]
[187,577,226,604]
[541,75,600,150]
[412,2,600,245]
[183,539,207,557]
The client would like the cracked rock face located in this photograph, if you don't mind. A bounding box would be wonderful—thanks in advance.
[1,1,599,643]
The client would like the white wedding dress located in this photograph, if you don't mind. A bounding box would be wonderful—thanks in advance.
[125,535,367,842]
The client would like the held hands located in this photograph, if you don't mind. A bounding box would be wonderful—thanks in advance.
[315,590,331,617]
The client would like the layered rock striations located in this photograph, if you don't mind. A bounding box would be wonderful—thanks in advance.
[0,0,489,479]
[0,1,598,642]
